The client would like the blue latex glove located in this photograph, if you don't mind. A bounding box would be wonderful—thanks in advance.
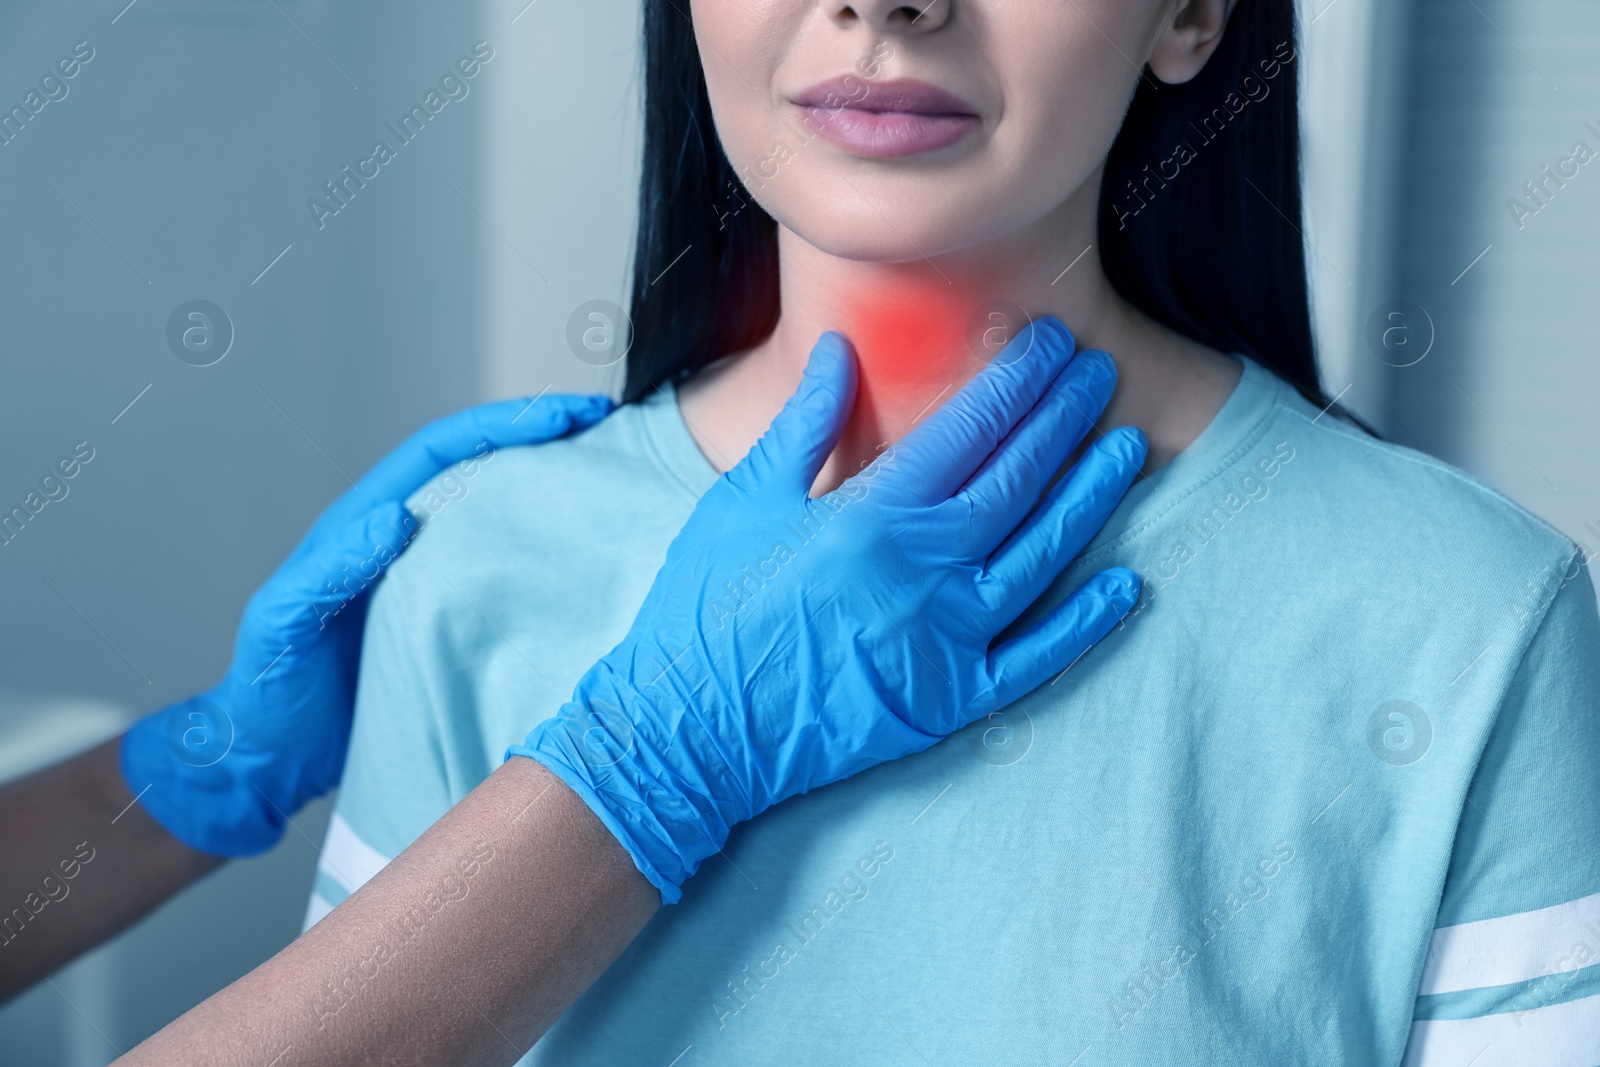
[512,316,1146,903]
[123,393,614,856]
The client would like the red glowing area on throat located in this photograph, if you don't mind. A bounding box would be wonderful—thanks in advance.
[831,275,996,452]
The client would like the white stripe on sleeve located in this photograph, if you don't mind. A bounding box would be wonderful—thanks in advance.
[1403,991,1600,1067]
[302,891,336,932]
[1419,891,1600,996]
[317,812,393,895]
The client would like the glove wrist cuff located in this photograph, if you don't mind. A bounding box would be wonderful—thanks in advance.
[509,684,745,904]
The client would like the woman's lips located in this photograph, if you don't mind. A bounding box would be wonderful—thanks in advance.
[798,107,979,158]
[789,76,980,159]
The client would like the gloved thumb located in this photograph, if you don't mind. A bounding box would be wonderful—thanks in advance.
[729,331,858,499]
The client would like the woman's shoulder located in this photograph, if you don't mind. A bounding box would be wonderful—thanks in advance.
[1258,373,1585,588]
[371,388,715,614]
[408,389,708,539]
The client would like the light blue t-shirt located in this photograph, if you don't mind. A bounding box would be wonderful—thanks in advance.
[306,355,1600,1066]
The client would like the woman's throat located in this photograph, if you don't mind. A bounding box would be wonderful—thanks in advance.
[832,275,1003,469]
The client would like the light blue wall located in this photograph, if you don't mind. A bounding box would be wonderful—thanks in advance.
[2,0,645,1055]
[1380,0,1600,548]
[0,1,495,1059]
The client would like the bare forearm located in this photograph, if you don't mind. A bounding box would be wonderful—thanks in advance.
[119,757,658,1066]
[0,737,223,1001]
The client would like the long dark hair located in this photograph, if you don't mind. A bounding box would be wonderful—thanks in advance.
[622,0,1374,436]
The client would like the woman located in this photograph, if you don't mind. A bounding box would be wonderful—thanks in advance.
[310,0,1600,1065]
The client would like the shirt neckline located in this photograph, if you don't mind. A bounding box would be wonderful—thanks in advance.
[639,353,1286,554]
[638,380,724,500]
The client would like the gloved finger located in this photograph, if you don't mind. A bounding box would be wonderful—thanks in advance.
[982,426,1146,623]
[981,566,1139,711]
[952,349,1117,548]
[407,393,614,470]
[257,500,417,646]
[313,394,613,536]
[726,331,857,499]
[863,315,1077,506]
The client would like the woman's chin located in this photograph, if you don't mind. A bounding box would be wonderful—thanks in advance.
[777,208,983,265]
[769,174,1051,267]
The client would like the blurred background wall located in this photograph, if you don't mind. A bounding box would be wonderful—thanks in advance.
[0,0,1594,1061]
[0,0,638,1060]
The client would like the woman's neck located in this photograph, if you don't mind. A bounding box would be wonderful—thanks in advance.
[676,183,1242,496]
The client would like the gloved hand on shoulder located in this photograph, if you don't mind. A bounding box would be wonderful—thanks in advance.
[123,393,614,856]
